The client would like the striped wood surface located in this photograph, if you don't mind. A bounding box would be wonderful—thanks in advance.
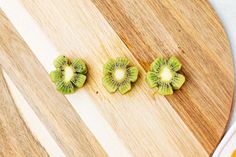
[0,10,108,157]
[0,68,48,157]
[0,0,234,156]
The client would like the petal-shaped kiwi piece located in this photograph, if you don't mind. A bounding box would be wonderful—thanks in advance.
[171,74,185,90]
[103,59,115,75]
[71,74,87,88]
[118,82,132,94]
[56,81,75,94]
[168,56,182,72]
[50,70,63,83]
[103,58,138,94]
[116,57,130,67]
[72,59,87,74]
[127,67,139,82]
[158,84,173,95]
[53,55,69,69]
[102,74,118,93]
[146,71,159,88]
[150,58,166,72]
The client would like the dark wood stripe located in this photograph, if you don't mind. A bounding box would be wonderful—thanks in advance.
[92,0,234,154]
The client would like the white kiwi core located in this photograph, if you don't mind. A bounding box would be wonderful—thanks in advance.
[160,67,173,82]
[64,66,74,82]
[114,68,126,82]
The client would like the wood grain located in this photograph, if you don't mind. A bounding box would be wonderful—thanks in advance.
[0,68,48,157]
[15,0,231,156]
[0,10,107,157]
[92,0,234,154]
[0,0,234,156]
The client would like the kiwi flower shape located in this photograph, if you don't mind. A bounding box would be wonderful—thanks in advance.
[50,55,87,94]
[102,57,139,94]
[146,56,185,95]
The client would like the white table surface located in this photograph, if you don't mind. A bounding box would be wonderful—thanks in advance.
[1,1,236,156]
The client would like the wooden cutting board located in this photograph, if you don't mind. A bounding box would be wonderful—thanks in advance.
[0,0,234,156]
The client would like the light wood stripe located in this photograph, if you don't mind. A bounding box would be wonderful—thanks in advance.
[92,0,234,154]
[14,0,212,156]
[0,68,48,157]
[0,9,107,157]
[0,1,133,156]
[3,71,66,157]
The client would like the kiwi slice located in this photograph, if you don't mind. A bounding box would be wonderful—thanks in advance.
[53,55,69,69]
[50,55,87,94]
[102,57,139,94]
[146,56,185,95]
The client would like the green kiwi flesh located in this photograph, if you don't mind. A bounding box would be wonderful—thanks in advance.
[146,56,185,95]
[102,57,138,94]
[50,55,87,94]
